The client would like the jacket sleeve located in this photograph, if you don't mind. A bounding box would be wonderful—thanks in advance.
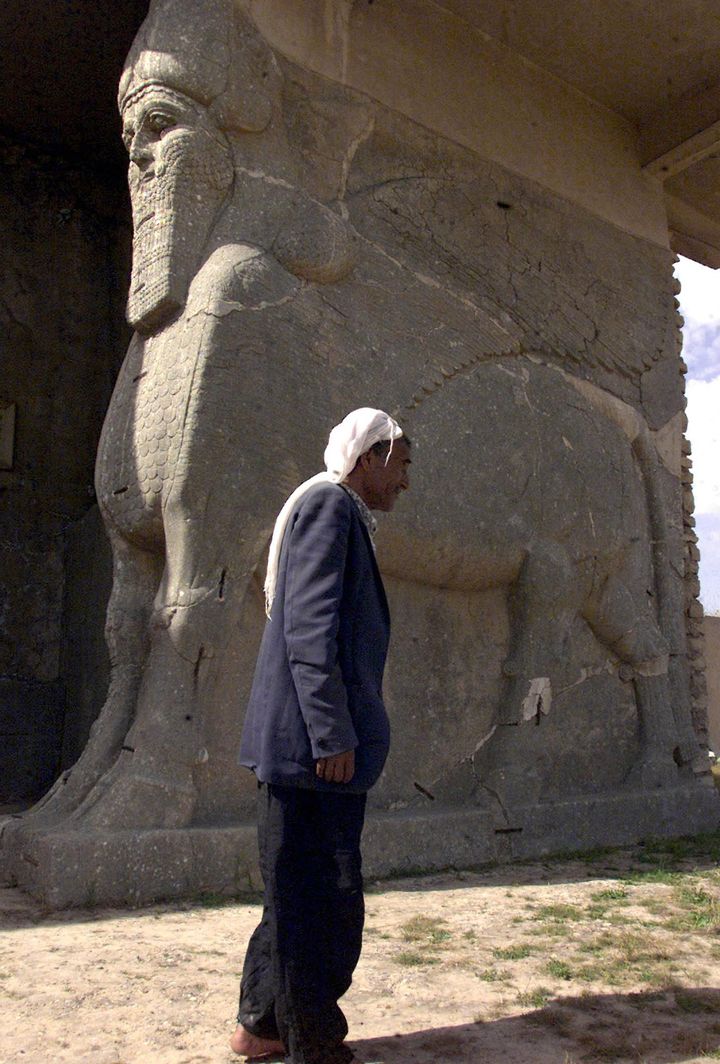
[283,486,359,759]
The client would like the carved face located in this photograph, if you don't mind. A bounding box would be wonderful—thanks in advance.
[121,86,234,334]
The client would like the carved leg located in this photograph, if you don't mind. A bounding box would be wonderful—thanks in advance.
[471,543,582,812]
[665,656,706,771]
[12,531,161,828]
[63,482,275,831]
[499,542,581,725]
[65,629,206,830]
[584,572,679,786]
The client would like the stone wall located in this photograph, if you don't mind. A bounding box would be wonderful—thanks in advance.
[0,135,129,802]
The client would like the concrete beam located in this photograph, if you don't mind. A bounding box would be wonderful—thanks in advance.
[665,192,720,270]
[641,81,720,177]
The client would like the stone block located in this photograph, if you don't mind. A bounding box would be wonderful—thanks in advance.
[5,781,718,908]
[60,505,112,769]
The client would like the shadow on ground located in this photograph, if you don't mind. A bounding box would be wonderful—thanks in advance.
[352,987,720,1063]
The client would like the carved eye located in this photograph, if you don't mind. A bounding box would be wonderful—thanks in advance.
[147,112,176,136]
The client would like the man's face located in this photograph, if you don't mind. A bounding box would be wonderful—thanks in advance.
[120,86,233,333]
[362,439,412,512]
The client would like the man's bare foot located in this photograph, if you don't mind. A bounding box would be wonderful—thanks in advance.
[229,1023,285,1059]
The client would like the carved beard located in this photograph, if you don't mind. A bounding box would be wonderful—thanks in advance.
[127,128,233,334]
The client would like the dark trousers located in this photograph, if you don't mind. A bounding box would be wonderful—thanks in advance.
[238,783,367,1064]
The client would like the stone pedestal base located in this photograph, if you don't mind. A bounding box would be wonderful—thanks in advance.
[1,782,718,909]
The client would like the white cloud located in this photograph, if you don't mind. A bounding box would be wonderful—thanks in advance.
[680,319,720,381]
[696,514,720,617]
[686,377,720,516]
[674,256,720,613]
[675,256,720,323]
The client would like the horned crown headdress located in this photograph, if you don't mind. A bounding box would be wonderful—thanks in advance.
[119,0,280,133]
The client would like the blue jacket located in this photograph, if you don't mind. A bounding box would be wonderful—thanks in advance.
[238,482,391,793]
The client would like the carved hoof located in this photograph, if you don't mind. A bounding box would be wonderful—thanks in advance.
[625,753,678,790]
[673,737,705,769]
[67,758,197,832]
[687,750,713,777]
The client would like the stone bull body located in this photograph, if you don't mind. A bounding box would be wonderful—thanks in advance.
[2,0,701,847]
[11,239,697,835]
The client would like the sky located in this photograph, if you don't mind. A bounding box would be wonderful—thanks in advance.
[675,255,720,615]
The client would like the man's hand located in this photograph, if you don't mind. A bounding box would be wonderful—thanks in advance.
[316,748,355,784]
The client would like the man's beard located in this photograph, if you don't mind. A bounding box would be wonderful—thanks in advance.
[128,130,233,334]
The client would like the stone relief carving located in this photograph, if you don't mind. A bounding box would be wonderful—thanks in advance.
[10,0,706,841]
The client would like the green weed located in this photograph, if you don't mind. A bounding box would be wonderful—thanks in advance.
[535,903,584,922]
[394,950,439,967]
[493,943,533,961]
[400,915,451,945]
[477,967,511,983]
[545,958,573,980]
[591,886,629,902]
[516,986,553,1008]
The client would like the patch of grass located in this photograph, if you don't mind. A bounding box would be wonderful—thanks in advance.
[545,958,573,980]
[637,897,671,916]
[677,884,715,906]
[577,936,611,955]
[665,883,720,931]
[591,886,629,901]
[477,967,511,983]
[554,929,678,989]
[525,1005,574,1033]
[675,990,719,1014]
[584,904,609,920]
[400,915,451,945]
[193,890,261,908]
[542,845,619,864]
[394,950,439,967]
[493,943,533,961]
[614,931,671,963]
[462,929,477,941]
[516,986,553,1008]
[622,867,682,886]
[639,830,720,865]
[535,903,585,923]
[572,962,626,986]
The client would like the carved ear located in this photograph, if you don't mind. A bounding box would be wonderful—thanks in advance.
[273,196,358,284]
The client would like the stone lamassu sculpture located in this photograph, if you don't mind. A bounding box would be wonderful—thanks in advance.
[7,0,704,846]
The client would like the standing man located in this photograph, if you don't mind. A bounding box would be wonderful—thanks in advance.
[232,408,411,1064]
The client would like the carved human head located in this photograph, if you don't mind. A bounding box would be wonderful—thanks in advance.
[119,0,280,334]
[119,0,279,136]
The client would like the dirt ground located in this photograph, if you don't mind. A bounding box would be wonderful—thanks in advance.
[2,832,720,1064]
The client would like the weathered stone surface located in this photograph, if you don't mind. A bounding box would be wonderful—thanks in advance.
[7,781,717,909]
[59,506,113,771]
[3,0,716,905]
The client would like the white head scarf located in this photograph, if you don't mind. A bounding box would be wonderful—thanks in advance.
[264,407,403,615]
